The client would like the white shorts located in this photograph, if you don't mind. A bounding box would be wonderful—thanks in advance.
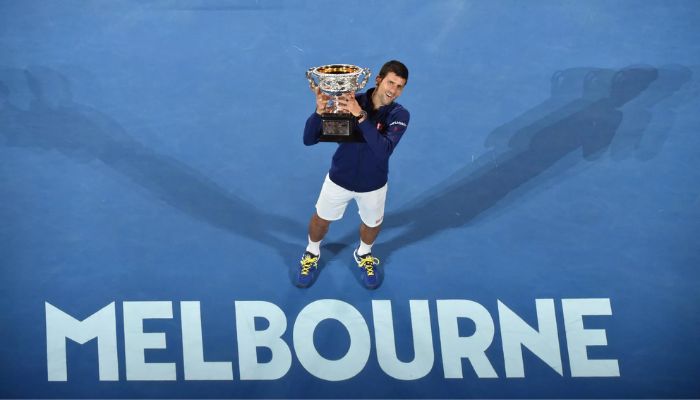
[315,174,387,228]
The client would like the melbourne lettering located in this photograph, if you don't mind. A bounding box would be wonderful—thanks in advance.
[45,298,620,381]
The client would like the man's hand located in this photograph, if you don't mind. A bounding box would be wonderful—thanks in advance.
[313,87,331,115]
[336,92,363,117]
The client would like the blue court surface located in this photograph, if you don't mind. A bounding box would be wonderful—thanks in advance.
[1,1,699,398]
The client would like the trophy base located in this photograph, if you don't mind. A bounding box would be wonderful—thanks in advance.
[319,113,364,142]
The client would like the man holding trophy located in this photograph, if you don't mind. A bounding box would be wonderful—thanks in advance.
[297,60,410,289]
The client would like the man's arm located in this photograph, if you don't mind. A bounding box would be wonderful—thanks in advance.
[335,92,410,160]
[303,113,323,145]
[358,108,410,161]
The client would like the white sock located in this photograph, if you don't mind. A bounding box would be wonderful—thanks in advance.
[357,240,373,255]
[306,236,321,256]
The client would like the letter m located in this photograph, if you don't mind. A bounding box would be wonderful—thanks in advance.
[45,302,118,381]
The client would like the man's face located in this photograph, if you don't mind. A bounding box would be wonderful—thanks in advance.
[374,72,406,107]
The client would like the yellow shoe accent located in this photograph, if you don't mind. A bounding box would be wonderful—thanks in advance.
[356,254,379,276]
[300,253,319,276]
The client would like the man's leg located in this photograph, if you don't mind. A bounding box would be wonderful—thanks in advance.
[354,185,387,289]
[295,175,351,288]
[307,212,331,255]
[358,222,381,254]
[356,183,387,256]
[309,212,331,242]
[354,221,383,289]
[308,175,352,255]
[297,213,328,288]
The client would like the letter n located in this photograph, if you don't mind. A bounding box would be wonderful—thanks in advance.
[45,302,118,381]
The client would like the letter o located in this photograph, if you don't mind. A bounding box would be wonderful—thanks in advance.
[293,299,370,381]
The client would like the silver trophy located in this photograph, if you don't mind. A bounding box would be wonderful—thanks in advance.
[306,64,371,142]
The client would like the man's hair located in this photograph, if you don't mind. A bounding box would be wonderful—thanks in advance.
[378,60,409,83]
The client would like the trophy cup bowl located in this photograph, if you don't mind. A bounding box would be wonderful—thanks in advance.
[306,64,371,142]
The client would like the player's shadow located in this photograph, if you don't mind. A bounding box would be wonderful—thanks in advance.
[0,66,302,262]
[331,64,695,266]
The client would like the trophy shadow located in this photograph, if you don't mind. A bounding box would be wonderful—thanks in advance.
[332,64,696,275]
[0,65,305,266]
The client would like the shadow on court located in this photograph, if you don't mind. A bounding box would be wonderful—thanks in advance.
[1,64,697,279]
[330,64,696,268]
[0,66,303,263]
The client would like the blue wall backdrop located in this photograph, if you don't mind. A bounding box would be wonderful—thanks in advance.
[1,0,699,398]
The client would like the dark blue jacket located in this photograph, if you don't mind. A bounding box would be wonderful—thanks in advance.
[303,88,410,193]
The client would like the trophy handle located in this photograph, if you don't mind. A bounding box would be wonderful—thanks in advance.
[357,67,371,90]
[306,68,318,90]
